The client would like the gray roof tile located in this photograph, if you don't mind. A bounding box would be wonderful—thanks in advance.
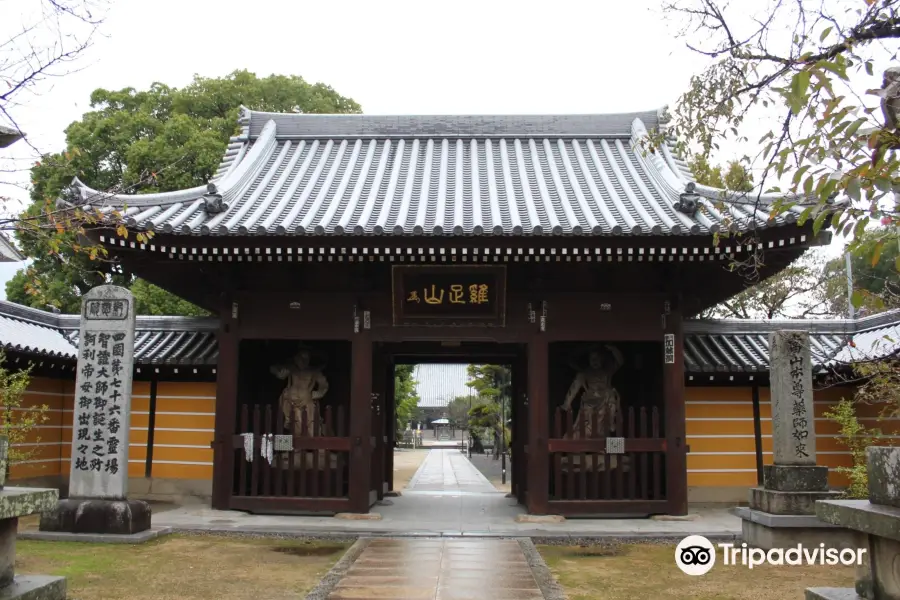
[67,109,816,238]
[0,301,217,366]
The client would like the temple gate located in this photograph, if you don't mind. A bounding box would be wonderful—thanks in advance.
[68,108,824,516]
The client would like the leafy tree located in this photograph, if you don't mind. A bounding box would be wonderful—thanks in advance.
[466,364,511,400]
[700,251,832,319]
[0,351,49,475]
[447,394,489,427]
[468,403,510,459]
[692,159,834,319]
[465,365,512,459]
[130,279,208,317]
[661,0,900,278]
[822,229,900,316]
[394,364,420,433]
[689,156,754,192]
[10,70,361,314]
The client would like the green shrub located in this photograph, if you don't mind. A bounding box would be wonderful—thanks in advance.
[823,398,881,498]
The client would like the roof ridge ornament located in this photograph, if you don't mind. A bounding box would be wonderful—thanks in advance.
[57,180,84,209]
[657,105,672,125]
[237,106,252,126]
[675,182,700,216]
[201,183,228,214]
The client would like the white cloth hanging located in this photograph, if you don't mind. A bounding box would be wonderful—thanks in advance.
[260,434,274,466]
[241,433,254,462]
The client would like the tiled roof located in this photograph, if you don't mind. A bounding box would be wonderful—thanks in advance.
[0,301,218,365]
[65,108,815,238]
[3,298,899,374]
[0,306,77,359]
[682,310,900,373]
[827,317,900,366]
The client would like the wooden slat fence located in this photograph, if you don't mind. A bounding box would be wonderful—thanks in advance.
[547,405,667,515]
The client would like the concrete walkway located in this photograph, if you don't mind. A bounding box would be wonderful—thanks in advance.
[407,449,496,492]
[148,449,742,539]
[324,538,545,600]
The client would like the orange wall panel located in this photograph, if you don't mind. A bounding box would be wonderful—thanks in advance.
[150,463,213,480]
[151,430,214,446]
[8,377,67,482]
[9,376,216,483]
[688,471,757,487]
[684,384,878,490]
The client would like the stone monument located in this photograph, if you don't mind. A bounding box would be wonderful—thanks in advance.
[40,285,151,535]
[807,446,900,600]
[0,436,66,599]
[734,330,847,550]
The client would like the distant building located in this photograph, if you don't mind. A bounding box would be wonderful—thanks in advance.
[413,363,471,424]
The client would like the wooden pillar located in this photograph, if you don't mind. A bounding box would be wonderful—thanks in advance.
[211,298,238,510]
[349,335,373,512]
[371,346,386,501]
[385,359,396,492]
[665,301,688,516]
[527,338,549,514]
[513,350,528,504]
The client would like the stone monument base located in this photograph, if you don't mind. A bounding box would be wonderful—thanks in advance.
[763,465,830,492]
[39,498,151,535]
[750,487,841,515]
[733,507,854,551]
[0,575,66,600]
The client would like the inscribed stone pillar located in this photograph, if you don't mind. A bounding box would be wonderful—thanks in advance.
[39,285,151,535]
[69,285,136,498]
[769,330,816,466]
[738,331,844,550]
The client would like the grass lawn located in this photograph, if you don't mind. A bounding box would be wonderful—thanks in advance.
[16,534,348,600]
[539,543,856,600]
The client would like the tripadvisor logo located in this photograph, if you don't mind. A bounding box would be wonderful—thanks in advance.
[675,536,867,575]
[675,535,716,576]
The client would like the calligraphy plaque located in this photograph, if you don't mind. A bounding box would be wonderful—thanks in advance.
[392,265,506,327]
[769,330,816,466]
[69,285,136,499]
[664,334,675,364]
[83,299,129,320]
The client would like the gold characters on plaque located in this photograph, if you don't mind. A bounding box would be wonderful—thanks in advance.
[406,283,490,306]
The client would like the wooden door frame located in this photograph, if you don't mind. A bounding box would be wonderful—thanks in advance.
[526,337,550,514]
[371,348,387,502]
[664,301,688,515]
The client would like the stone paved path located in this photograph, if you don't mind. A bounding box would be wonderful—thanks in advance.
[326,538,545,600]
[407,449,497,493]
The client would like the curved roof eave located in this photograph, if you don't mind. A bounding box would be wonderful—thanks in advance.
[628,118,818,210]
[63,119,266,211]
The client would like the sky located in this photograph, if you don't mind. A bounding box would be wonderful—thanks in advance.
[0,0,862,302]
